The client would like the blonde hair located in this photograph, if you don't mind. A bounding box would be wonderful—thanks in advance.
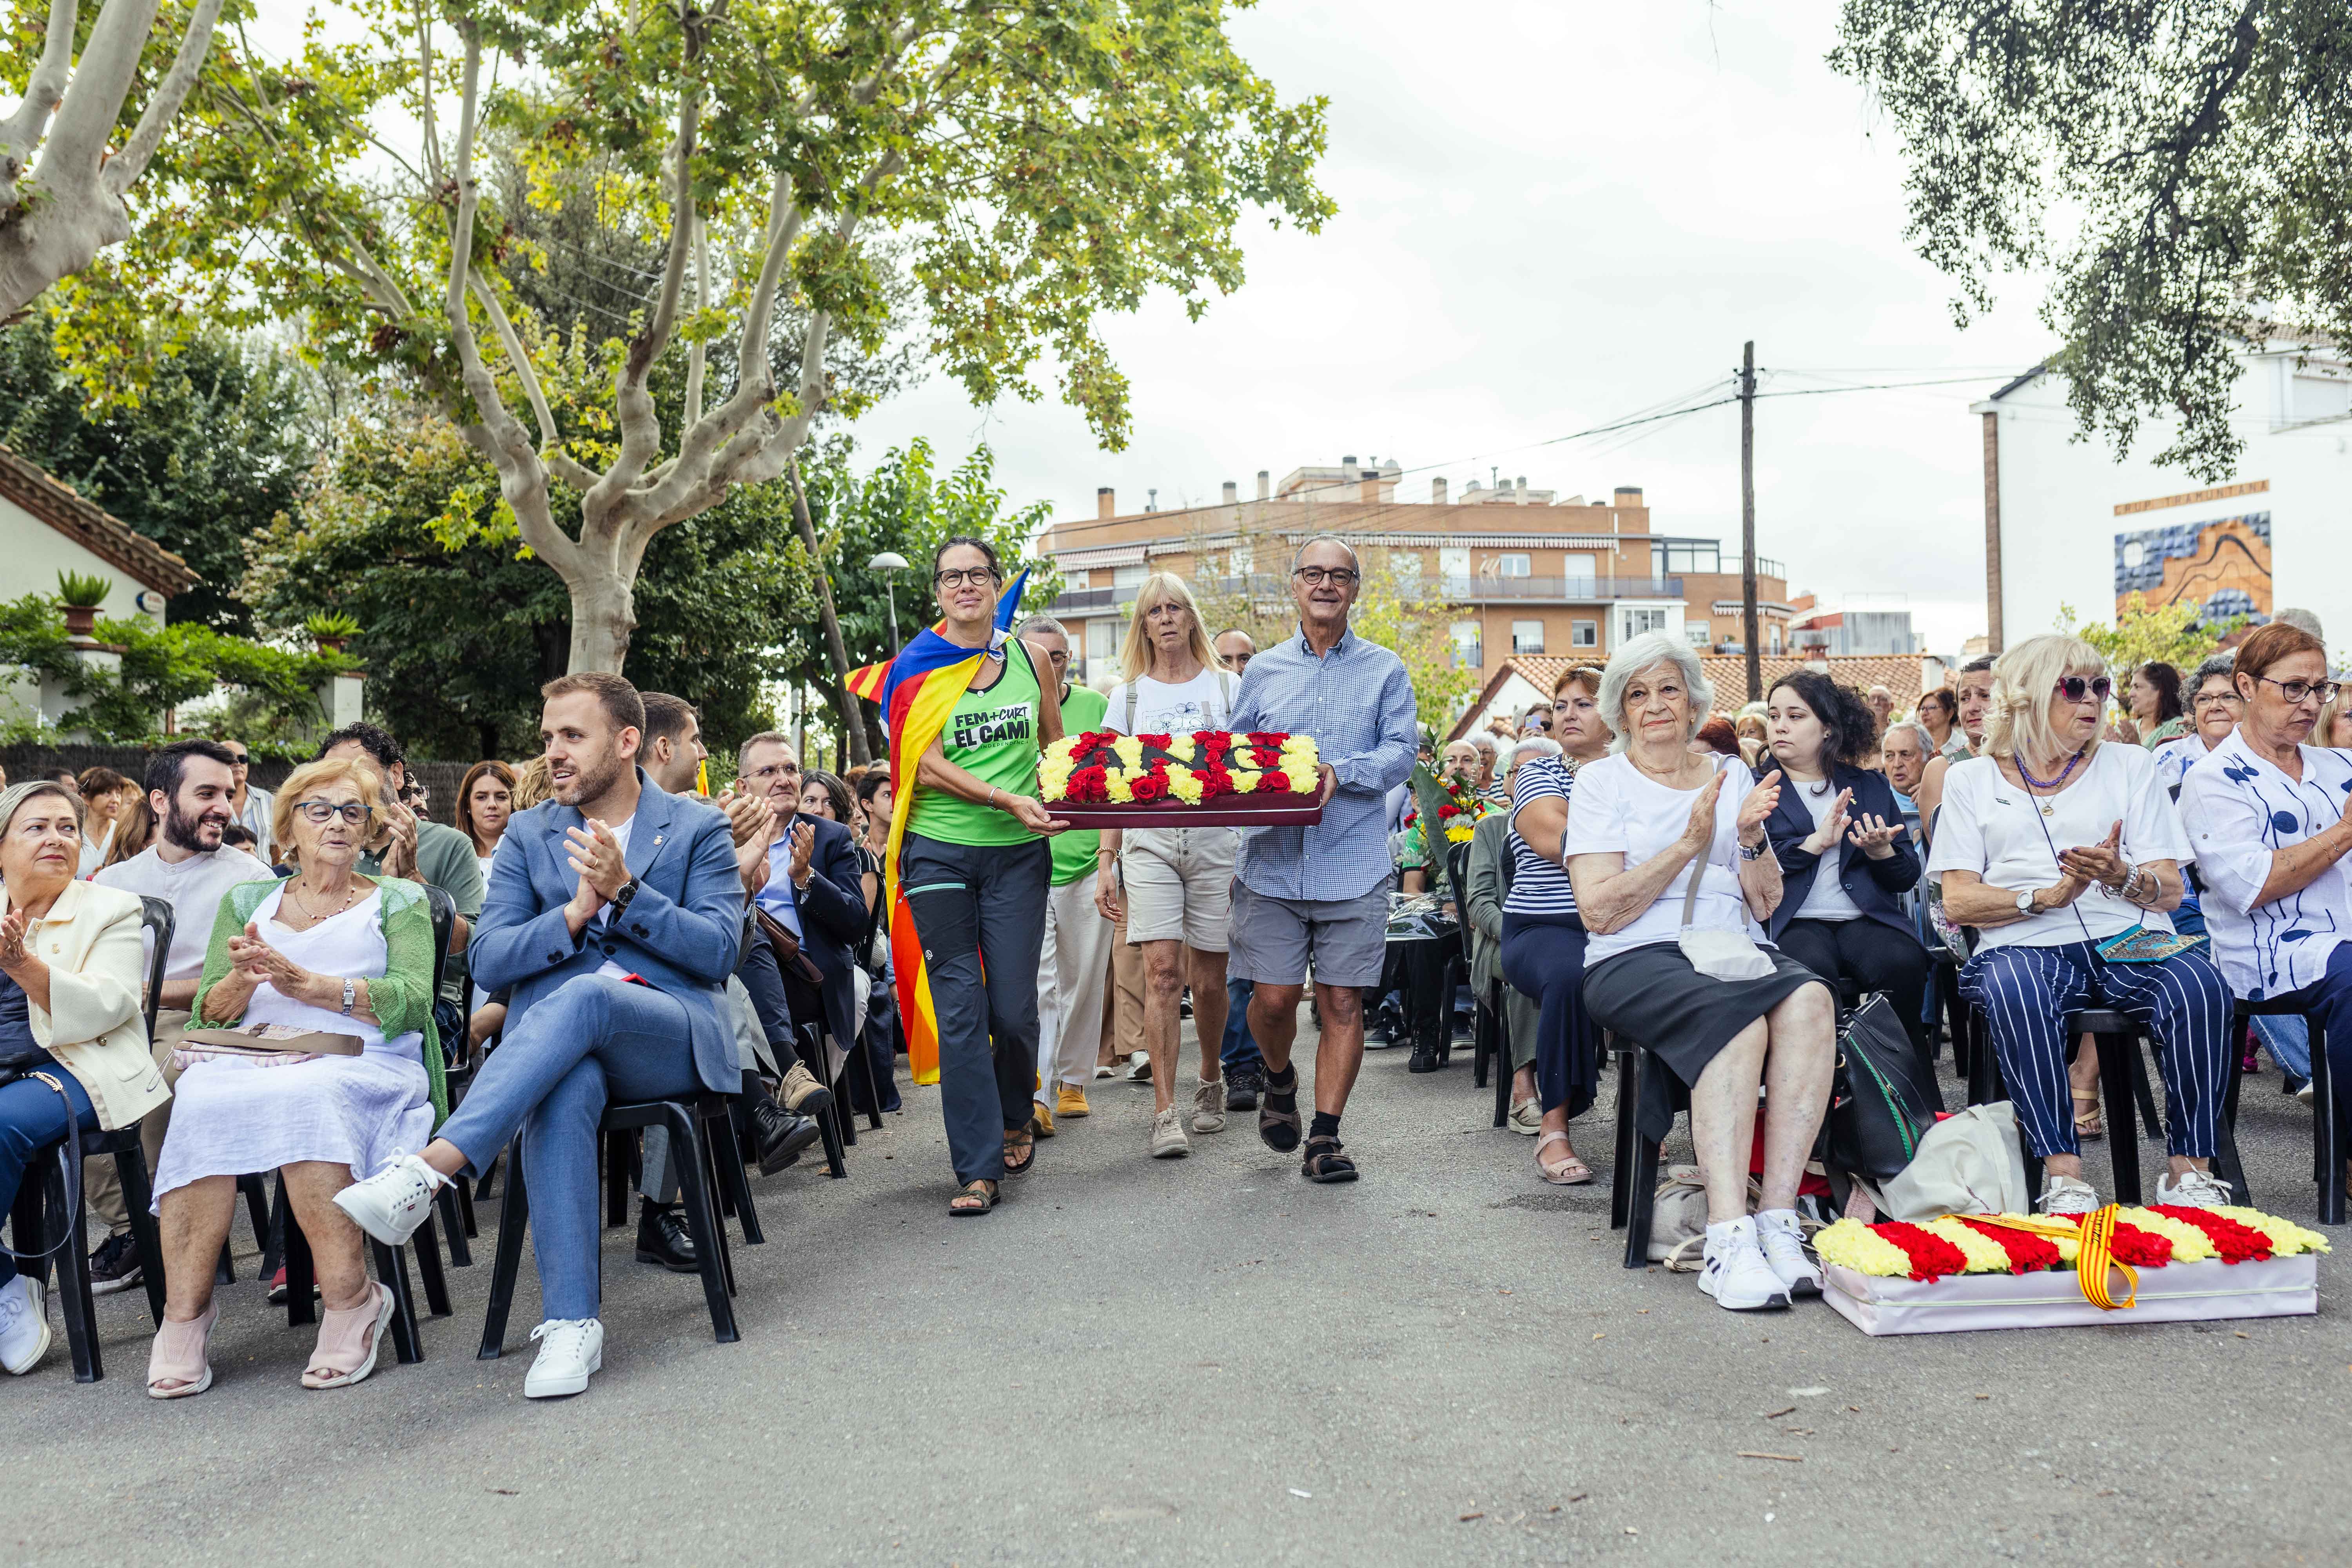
[1118,572,1221,684]
[1982,633,2107,765]
[271,757,385,865]
[510,755,554,811]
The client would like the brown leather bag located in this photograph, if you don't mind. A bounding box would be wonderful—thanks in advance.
[755,906,827,987]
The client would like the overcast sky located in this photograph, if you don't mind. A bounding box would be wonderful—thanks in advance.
[846,2,2063,654]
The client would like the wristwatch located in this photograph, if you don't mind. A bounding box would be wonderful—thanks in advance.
[2015,889,2036,913]
[611,877,641,914]
[340,976,358,1017]
[1738,837,1766,861]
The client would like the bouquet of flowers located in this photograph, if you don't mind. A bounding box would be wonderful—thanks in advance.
[1040,730,1321,807]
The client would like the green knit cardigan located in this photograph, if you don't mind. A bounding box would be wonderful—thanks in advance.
[192,875,446,1125]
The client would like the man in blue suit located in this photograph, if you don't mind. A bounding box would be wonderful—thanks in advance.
[336,671,744,1398]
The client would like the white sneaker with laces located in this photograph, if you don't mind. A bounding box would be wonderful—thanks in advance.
[524,1318,604,1398]
[0,1274,50,1375]
[1753,1209,1823,1299]
[1190,1077,1226,1134]
[2154,1167,2234,1209]
[1697,1218,1790,1312]
[1149,1105,1191,1159]
[2036,1173,2102,1216]
[332,1154,446,1245]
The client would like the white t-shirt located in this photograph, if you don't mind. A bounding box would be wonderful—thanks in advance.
[1792,783,1862,922]
[1560,753,1766,967]
[591,815,636,979]
[1102,668,1236,738]
[93,844,278,983]
[1925,746,2190,950]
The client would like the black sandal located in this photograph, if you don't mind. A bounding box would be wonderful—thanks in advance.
[1300,1134,1357,1183]
[948,1180,999,1216]
[1002,1125,1037,1177]
[1258,1069,1302,1153]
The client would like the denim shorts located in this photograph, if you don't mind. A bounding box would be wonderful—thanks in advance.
[1225,879,1390,989]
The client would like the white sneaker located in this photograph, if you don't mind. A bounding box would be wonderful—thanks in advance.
[1190,1077,1226,1134]
[1697,1218,1790,1312]
[1124,1051,1153,1083]
[524,1318,604,1398]
[1149,1105,1191,1159]
[332,1154,446,1245]
[0,1275,50,1375]
[2154,1167,2234,1209]
[2036,1174,2102,1216]
[1754,1209,1823,1299]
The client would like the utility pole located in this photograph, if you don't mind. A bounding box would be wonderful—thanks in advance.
[1739,340,1761,704]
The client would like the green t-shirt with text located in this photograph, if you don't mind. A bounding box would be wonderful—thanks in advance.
[906,642,1044,848]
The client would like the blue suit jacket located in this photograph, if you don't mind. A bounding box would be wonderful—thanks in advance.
[1761,763,1923,943]
[757,811,868,1049]
[474,768,745,1094]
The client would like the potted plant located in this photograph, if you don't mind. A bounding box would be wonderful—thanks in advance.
[305,611,361,653]
[56,571,113,637]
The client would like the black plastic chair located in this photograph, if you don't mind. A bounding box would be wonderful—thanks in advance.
[794,1022,850,1180]
[480,1092,754,1355]
[420,886,474,1266]
[1606,1031,1664,1269]
[270,1169,442,1365]
[2228,996,2344,1224]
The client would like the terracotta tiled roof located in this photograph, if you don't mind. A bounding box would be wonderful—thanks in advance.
[1448,653,1932,741]
[0,443,198,595]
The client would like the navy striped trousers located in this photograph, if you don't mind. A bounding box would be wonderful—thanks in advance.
[1958,940,2230,1161]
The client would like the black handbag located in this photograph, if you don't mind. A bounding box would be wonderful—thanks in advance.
[1822,995,1940,1181]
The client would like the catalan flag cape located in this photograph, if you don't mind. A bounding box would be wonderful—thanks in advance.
[877,568,1031,1084]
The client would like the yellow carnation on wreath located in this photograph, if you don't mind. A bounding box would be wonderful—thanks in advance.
[1044,736,1085,767]
[1106,772,1136,804]
[1810,1218,1915,1277]
[1112,736,1146,769]
[2212,1206,2332,1256]
[1166,766,1204,805]
[1232,768,1262,793]
[1282,764,1318,794]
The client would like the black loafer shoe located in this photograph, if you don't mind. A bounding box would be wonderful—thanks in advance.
[634,1203,699,1272]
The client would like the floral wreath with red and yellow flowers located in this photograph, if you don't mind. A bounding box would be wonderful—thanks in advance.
[1040,730,1321,806]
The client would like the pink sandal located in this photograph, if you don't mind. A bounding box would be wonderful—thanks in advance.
[301,1282,394,1390]
[1535,1129,1593,1186]
[146,1302,217,1399]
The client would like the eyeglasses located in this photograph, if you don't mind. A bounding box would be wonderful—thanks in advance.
[934,567,998,588]
[223,751,249,765]
[2054,675,2114,703]
[294,800,372,826]
[745,762,800,783]
[2191,690,2244,710]
[2258,675,2341,706]
[1292,567,1359,587]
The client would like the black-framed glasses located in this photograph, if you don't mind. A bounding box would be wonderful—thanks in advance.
[934,567,998,588]
[2259,675,2341,706]
[2054,675,2113,702]
[1292,566,1359,587]
[294,799,371,826]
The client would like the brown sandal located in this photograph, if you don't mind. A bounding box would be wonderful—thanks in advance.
[1002,1125,1037,1177]
[948,1180,999,1216]
[1535,1129,1593,1185]
[1300,1134,1357,1183]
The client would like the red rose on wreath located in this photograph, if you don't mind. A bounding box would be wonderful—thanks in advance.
[1137,733,1174,750]
[1198,768,1236,799]
[1250,746,1284,770]
[1254,771,1292,795]
[1066,766,1111,802]
[1129,772,1171,802]
[1245,731,1288,747]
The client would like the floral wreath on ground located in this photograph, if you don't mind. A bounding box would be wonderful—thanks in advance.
[1040,730,1321,805]
[1405,769,1490,846]
[1813,1205,2329,1284]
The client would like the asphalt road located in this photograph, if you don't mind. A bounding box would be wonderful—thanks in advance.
[5,1023,2345,1567]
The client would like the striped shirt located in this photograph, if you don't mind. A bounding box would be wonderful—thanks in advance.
[1502,757,1579,916]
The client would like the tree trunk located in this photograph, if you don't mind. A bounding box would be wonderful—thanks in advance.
[786,457,871,767]
[566,567,638,674]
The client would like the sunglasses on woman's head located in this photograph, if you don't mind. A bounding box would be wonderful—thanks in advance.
[2054,675,2113,702]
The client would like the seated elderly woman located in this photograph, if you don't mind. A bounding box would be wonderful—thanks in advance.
[1927,633,2234,1214]
[0,782,165,1376]
[2152,653,2241,793]
[146,756,441,1398]
[1563,633,1835,1312]
[2177,622,2348,1157]
[1760,671,1935,1090]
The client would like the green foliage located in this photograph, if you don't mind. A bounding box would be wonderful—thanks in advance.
[0,314,318,633]
[1831,2,2352,480]
[2057,593,2245,682]
[0,591,350,743]
[303,611,362,640]
[54,572,114,609]
[241,409,812,760]
[787,437,1058,752]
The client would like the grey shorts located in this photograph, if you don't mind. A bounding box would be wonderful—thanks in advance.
[1122,826,1238,949]
[1225,879,1390,989]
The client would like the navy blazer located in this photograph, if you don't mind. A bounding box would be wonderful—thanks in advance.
[1762,763,1923,943]
[474,768,745,1095]
[760,811,867,1050]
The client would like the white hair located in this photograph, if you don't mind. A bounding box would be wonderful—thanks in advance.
[1595,632,1715,752]
[1881,719,1933,755]
[1504,737,1563,770]
[1466,731,1498,754]
[1289,532,1362,573]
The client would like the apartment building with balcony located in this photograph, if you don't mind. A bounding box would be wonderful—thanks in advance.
[1034,459,1794,682]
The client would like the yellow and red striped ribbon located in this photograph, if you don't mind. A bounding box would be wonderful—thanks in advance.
[1968,1206,2138,1310]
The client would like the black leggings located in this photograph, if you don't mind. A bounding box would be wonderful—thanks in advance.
[1776,917,1932,1076]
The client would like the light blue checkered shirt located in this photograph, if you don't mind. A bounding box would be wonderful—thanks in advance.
[1227,625,1420,902]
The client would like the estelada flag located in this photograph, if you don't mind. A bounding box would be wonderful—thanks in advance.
[878,567,1030,1084]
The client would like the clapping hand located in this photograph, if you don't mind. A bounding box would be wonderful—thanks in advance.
[1738,770,1784,842]
[786,819,816,882]
[377,793,421,878]
[1847,812,1902,860]
[1801,787,1851,855]
[1681,770,1728,850]
[2057,821,2127,891]
[736,808,778,897]
[717,785,768,848]
[0,909,28,972]
[564,819,632,919]
[228,921,310,994]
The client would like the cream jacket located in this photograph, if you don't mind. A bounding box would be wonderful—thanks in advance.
[4,878,166,1130]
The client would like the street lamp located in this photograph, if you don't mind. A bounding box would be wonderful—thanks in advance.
[868,551,909,648]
